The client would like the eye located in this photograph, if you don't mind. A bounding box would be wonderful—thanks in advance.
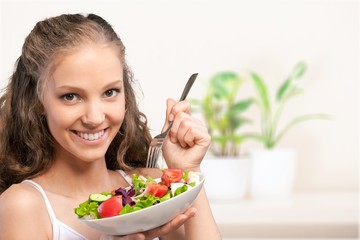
[104,88,120,98]
[61,93,79,102]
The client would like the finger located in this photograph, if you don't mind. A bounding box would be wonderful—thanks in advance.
[158,207,198,233]
[176,119,196,148]
[169,112,193,146]
[169,100,191,116]
[144,208,198,239]
[107,233,145,240]
[164,100,192,142]
[125,234,145,240]
[171,115,207,148]
[162,98,176,132]
[182,121,211,148]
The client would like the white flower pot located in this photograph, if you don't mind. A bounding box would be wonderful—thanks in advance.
[249,148,297,199]
[201,156,250,201]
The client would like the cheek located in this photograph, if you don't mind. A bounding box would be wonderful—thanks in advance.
[45,109,74,133]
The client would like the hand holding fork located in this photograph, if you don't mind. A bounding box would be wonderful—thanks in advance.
[146,73,198,168]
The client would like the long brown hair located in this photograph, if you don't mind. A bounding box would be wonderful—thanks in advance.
[0,14,152,193]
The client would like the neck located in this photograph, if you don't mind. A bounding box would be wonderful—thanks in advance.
[37,155,114,199]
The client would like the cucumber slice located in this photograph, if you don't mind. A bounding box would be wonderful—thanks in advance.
[89,193,112,202]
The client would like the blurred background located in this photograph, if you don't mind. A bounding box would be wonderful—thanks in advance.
[1,0,358,239]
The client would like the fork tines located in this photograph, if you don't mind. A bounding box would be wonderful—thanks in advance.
[145,139,165,168]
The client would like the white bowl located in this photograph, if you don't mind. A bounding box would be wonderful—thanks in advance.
[79,173,205,235]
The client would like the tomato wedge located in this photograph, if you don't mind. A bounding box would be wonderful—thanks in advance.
[161,169,183,187]
[146,183,169,198]
[97,195,123,218]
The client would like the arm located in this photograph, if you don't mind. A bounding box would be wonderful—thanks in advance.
[161,98,221,239]
[184,187,221,239]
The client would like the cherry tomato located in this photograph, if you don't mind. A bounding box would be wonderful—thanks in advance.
[161,169,183,187]
[146,183,169,198]
[97,195,123,218]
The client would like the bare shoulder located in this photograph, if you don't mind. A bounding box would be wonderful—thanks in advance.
[0,182,42,210]
[0,183,50,239]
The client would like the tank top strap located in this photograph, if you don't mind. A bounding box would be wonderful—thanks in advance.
[22,180,57,223]
[22,178,158,240]
[117,170,133,185]
[22,180,61,239]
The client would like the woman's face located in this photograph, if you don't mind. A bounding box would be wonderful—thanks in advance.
[42,45,125,163]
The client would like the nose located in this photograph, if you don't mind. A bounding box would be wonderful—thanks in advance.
[81,103,105,127]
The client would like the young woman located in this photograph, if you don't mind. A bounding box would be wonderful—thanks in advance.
[0,14,221,240]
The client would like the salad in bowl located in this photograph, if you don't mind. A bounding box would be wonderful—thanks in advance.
[74,169,204,235]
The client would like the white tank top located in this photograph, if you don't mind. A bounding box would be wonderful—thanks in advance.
[22,179,88,240]
[22,170,159,240]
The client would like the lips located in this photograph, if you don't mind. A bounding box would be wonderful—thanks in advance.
[75,129,105,141]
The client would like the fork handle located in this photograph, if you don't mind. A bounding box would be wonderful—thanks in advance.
[158,122,172,137]
[160,73,197,136]
[179,73,198,101]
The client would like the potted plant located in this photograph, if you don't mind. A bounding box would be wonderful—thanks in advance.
[248,61,328,198]
[191,71,253,200]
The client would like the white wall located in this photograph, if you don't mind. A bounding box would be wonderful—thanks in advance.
[1,0,358,192]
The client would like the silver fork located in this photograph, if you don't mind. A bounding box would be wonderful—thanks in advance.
[145,73,198,168]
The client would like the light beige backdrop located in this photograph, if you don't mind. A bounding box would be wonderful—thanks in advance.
[1,0,358,192]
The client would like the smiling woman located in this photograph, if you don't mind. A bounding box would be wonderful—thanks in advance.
[0,13,221,240]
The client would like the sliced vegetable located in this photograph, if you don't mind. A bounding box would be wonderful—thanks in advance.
[174,184,188,196]
[89,193,112,202]
[170,182,185,196]
[161,169,183,187]
[97,196,123,218]
[74,200,100,219]
[146,183,168,198]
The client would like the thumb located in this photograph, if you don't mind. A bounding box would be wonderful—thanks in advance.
[162,98,176,132]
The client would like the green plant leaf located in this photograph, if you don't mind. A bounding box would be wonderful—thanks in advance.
[230,135,248,144]
[202,95,216,119]
[276,78,291,102]
[209,71,241,100]
[229,116,252,130]
[227,98,254,117]
[276,62,307,102]
[208,118,222,131]
[250,72,270,114]
[291,61,307,79]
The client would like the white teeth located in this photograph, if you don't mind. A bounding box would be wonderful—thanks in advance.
[77,130,104,141]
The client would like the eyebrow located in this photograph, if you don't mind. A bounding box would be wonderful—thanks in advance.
[55,79,123,91]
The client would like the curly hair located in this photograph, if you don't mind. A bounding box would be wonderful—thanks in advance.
[0,13,152,193]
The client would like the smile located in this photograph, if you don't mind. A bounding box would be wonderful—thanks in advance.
[76,130,105,141]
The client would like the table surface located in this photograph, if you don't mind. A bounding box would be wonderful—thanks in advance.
[209,192,358,239]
